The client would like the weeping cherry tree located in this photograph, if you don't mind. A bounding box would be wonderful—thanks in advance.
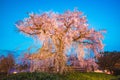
[16,10,105,74]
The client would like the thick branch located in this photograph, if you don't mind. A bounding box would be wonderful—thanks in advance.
[64,20,74,33]
[73,32,86,41]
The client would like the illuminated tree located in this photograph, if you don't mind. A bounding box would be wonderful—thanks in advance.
[16,10,105,74]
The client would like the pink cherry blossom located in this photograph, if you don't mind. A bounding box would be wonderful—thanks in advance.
[16,10,105,73]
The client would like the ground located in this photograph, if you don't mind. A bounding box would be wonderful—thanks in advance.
[1,72,120,80]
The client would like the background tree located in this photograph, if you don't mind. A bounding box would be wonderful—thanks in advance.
[16,10,105,74]
[97,51,120,75]
[0,54,15,75]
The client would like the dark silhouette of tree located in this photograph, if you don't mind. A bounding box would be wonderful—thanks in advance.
[97,51,120,74]
[0,54,15,75]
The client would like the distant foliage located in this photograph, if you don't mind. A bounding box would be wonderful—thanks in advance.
[97,51,120,75]
[0,54,15,74]
[16,9,105,74]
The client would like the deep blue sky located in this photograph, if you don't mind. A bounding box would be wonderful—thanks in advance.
[0,0,120,51]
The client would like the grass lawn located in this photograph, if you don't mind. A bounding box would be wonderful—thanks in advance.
[1,72,120,80]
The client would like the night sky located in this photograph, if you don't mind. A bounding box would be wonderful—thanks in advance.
[0,0,120,51]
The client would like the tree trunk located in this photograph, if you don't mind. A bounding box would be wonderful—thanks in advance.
[54,36,66,74]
